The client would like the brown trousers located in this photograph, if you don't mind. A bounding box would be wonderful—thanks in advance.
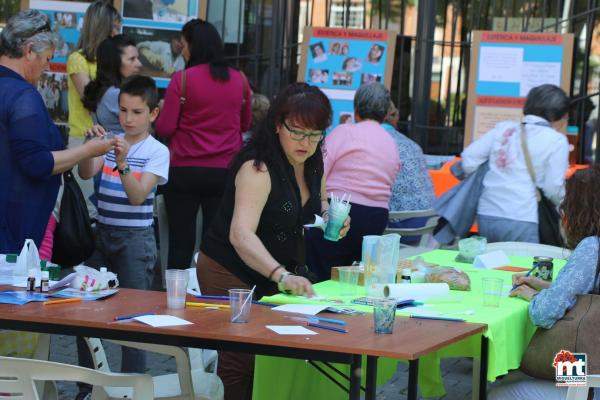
[196,253,253,400]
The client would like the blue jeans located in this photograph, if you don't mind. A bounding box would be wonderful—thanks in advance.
[477,214,539,243]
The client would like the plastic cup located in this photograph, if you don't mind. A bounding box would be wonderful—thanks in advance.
[324,202,351,241]
[373,298,397,334]
[229,289,253,323]
[166,269,189,309]
[338,267,360,296]
[361,235,379,266]
[482,277,503,307]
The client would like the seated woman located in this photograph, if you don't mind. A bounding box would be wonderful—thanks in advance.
[306,83,400,281]
[196,82,348,400]
[461,84,570,243]
[489,166,600,400]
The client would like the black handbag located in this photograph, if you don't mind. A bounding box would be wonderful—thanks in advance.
[520,126,564,247]
[51,170,95,267]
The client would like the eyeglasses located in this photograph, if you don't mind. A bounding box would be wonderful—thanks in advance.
[283,121,324,143]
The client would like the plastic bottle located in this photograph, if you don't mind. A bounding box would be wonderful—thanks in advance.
[27,269,36,292]
[40,271,49,293]
[99,267,108,289]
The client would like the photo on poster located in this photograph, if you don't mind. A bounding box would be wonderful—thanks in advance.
[361,73,382,85]
[38,73,69,124]
[310,42,327,63]
[123,27,185,78]
[122,0,193,22]
[342,57,362,72]
[37,9,86,64]
[366,43,385,64]
[328,41,349,55]
[332,71,353,86]
[309,69,329,84]
[339,112,354,125]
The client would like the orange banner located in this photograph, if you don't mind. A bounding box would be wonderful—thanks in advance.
[313,28,388,41]
[476,96,526,108]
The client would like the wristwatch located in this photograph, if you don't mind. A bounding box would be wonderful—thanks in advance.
[277,271,292,292]
[118,165,131,176]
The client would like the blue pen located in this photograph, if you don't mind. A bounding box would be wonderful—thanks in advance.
[511,262,539,291]
[114,312,155,321]
[307,322,348,333]
[409,315,465,322]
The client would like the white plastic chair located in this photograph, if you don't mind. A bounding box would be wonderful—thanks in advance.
[384,209,440,258]
[85,338,223,400]
[0,355,153,400]
[484,241,572,260]
[566,375,600,399]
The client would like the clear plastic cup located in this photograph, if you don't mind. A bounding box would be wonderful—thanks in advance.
[229,289,253,323]
[166,269,189,309]
[373,298,397,334]
[338,267,360,296]
[482,277,503,307]
[324,202,351,241]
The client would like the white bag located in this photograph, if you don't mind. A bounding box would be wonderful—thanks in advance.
[72,265,119,291]
[14,239,40,277]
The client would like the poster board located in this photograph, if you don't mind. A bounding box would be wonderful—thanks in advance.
[113,0,199,88]
[24,0,92,126]
[297,27,397,130]
[464,31,574,146]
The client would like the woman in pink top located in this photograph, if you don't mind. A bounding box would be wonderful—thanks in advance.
[306,83,400,281]
[156,19,252,269]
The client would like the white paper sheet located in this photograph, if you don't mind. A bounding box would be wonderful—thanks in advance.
[473,250,511,269]
[134,315,193,327]
[383,283,450,301]
[266,325,318,335]
[272,304,328,316]
[520,61,561,96]
[478,46,523,82]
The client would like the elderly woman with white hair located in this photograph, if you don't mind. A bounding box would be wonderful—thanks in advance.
[461,84,570,243]
[0,9,115,254]
[306,83,400,281]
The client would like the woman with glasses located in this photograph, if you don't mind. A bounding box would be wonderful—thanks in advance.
[461,84,570,243]
[0,9,115,254]
[197,83,344,400]
[156,19,251,270]
[306,83,400,281]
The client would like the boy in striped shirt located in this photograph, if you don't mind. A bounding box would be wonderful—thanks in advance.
[78,75,169,372]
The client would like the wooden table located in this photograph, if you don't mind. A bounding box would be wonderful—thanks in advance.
[0,287,486,399]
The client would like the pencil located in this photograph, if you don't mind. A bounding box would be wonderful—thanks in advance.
[511,262,540,291]
[44,298,82,305]
[186,302,230,308]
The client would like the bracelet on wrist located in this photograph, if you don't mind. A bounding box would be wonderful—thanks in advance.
[277,271,292,292]
[268,265,285,282]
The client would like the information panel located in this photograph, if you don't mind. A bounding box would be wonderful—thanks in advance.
[297,27,397,130]
[464,31,574,145]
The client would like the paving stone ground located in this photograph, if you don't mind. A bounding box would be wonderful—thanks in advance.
[49,333,500,399]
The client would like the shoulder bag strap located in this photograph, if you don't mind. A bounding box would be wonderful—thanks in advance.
[519,124,542,202]
[177,69,186,127]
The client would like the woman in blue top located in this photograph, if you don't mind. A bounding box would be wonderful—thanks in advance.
[490,166,600,399]
[0,10,115,254]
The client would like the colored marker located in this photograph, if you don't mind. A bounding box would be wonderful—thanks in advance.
[511,262,539,291]
[114,312,155,321]
[186,302,230,308]
[43,298,82,305]
[307,322,348,333]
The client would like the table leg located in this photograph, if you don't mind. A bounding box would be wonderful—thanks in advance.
[349,355,361,400]
[479,336,489,400]
[407,359,419,400]
[366,356,378,400]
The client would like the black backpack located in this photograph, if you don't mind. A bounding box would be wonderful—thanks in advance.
[51,170,95,267]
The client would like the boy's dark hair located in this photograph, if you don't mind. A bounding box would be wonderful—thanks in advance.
[119,75,158,110]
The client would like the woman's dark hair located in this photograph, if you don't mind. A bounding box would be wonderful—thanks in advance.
[182,19,229,81]
[82,34,136,112]
[232,82,332,180]
[560,166,600,249]
[523,84,570,123]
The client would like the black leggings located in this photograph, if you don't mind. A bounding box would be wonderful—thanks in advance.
[163,166,228,268]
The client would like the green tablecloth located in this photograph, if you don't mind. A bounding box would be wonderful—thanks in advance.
[253,249,566,399]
